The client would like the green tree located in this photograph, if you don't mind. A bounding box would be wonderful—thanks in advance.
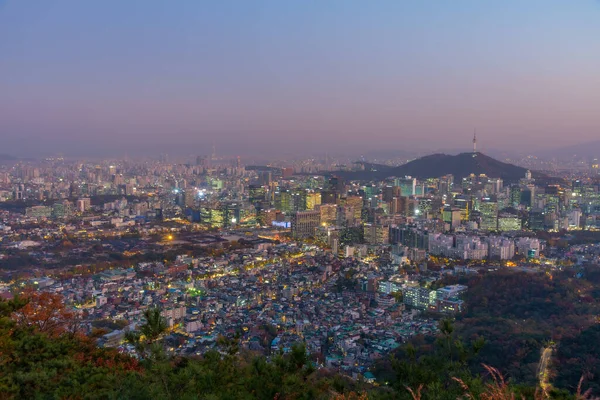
[126,307,168,360]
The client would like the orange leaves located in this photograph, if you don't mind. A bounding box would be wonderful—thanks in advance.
[11,290,75,337]
[71,344,141,373]
[332,393,370,400]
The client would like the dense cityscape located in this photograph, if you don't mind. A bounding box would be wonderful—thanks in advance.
[3,1,600,399]
[2,139,600,397]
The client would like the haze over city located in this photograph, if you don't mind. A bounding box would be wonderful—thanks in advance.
[2,0,600,157]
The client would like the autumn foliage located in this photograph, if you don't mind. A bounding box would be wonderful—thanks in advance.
[11,290,77,337]
[0,292,140,399]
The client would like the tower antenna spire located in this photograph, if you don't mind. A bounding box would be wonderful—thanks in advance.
[473,129,477,154]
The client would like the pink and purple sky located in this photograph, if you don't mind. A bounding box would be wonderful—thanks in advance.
[1,0,600,157]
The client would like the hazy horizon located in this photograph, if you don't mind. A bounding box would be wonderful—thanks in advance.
[2,0,600,157]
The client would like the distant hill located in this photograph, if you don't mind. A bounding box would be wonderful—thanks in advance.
[333,152,545,182]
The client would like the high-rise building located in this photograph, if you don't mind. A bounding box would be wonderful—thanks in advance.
[362,184,377,204]
[568,209,582,229]
[13,184,23,200]
[76,197,92,213]
[222,202,241,227]
[389,196,408,215]
[515,237,541,258]
[305,192,322,210]
[403,287,436,310]
[0,172,10,184]
[442,207,462,230]
[382,185,402,202]
[487,178,503,194]
[416,198,432,217]
[275,190,293,213]
[336,205,356,227]
[52,200,73,219]
[327,176,345,194]
[291,210,321,239]
[395,177,417,197]
[520,188,533,209]
[453,197,471,221]
[258,171,272,185]
[248,185,266,207]
[113,174,124,186]
[363,224,390,245]
[124,184,136,195]
[321,191,338,204]
[479,199,498,230]
[258,208,282,226]
[498,210,521,231]
[292,190,307,211]
[183,190,196,209]
[200,205,223,228]
[390,226,430,249]
[26,205,52,218]
[509,185,521,207]
[438,175,454,195]
[200,202,241,228]
[487,236,515,259]
[316,204,337,226]
[528,210,545,230]
[344,195,363,220]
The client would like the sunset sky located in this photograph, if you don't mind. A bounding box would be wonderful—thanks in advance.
[1,0,600,157]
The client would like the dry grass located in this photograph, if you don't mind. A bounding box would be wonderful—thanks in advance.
[405,384,424,400]
[453,364,527,400]
[575,374,599,400]
[401,364,600,400]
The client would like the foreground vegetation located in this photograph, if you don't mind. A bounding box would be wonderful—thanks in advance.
[2,268,600,399]
[453,267,600,392]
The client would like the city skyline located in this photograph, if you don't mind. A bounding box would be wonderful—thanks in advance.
[2,0,600,157]
[3,2,600,395]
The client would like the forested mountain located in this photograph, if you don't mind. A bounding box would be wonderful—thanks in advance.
[435,268,600,393]
[334,152,544,183]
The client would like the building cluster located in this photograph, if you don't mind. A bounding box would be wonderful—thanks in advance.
[1,151,599,379]
[1,154,600,241]
[426,233,541,260]
[5,241,458,377]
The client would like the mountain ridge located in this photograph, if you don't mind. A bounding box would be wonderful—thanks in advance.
[332,152,545,183]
